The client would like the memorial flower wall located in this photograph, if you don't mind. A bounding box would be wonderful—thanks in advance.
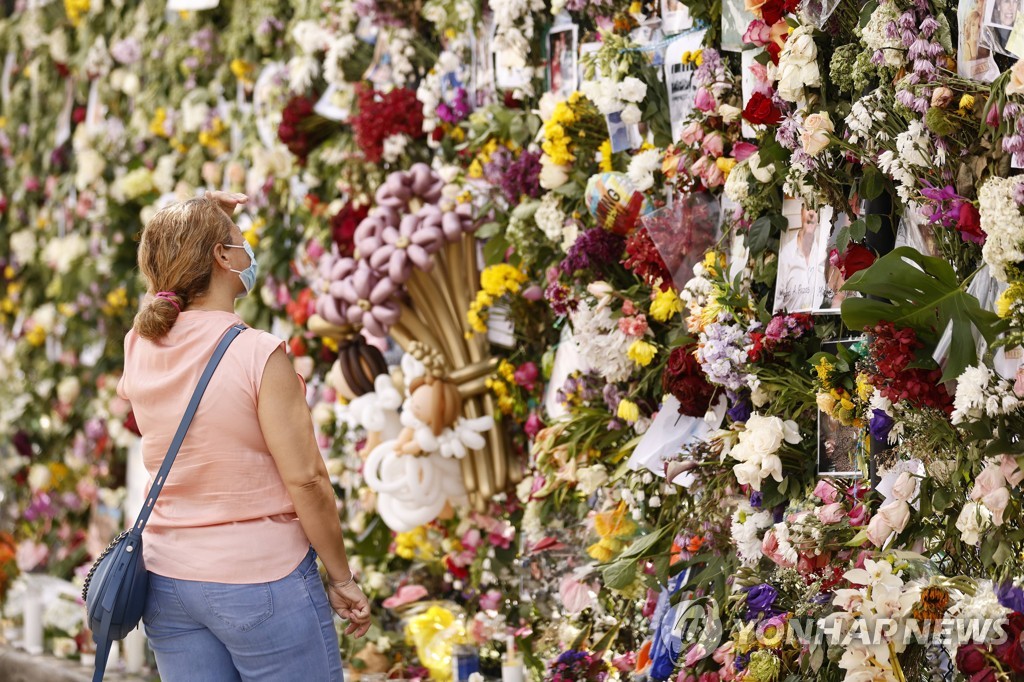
[4,0,1024,679]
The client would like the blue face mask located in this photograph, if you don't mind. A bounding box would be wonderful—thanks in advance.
[224,241,258,296]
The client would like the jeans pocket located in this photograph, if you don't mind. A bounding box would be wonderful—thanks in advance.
[142,586,161,625]
[200,582,274,632]
[301,553,322,581]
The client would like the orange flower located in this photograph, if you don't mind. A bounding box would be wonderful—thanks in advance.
[635,640,653,672]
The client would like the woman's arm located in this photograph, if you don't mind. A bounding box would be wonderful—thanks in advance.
[257,347,370,635]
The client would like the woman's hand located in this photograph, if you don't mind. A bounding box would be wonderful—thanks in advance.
[205,190,248,216]
[327,580,372,638]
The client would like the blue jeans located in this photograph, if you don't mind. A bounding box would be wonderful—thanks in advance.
[143,548,344,681]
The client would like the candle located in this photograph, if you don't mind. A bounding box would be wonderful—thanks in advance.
[22,593,43,655]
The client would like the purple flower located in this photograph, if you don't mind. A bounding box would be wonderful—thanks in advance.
[727,396,752,423]
[559,227,625,276]
[919,17,939,37]
[749,491,763,508]
[868,409,894,442]
[997,582,1024,613]
[746,584,780,620]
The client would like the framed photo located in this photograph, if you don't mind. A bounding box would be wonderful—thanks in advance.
[814,198,864,314]
[548,23,579,98]
[664,30,707,142]
[606,110,643,152]
[960,0,1000,80]
[471,24,496,107]
[660,0,694,34]
[985,0,1021,30]
[774,199,833,313]
[817,340,867,478]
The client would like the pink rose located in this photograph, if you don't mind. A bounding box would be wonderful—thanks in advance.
[701,131,725,158]
[690,155,710,178]
[743,19,772,46]
[523,284,544,301]
[685,644,708,667]
[971,463,1006,501]
[732,141,758,162]
[1002,454,1024,488]
[813,479,839,504]
[680,121,704,145]
[514,361,540,391]
[866,513,894,547]
[983,487,1010,526]
[877,500,911,534]
[479,589,503,611]
[618,314,649,337]
[622,300,637,316]
[748,62,770,85]
[815,502,845,525]
[702,162,725,188]
[695,88,717,113]
[761,530,795,568]
[559,574,597,615]
[890,472,919,503]
[848,503,867,526]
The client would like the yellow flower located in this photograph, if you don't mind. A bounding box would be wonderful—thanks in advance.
[322,336,339,352]
[457,190,472,204]
[587,540,617,563]
[106,287,128,311]
[244,228,259,247]
[815,357,834,383]
[498,396,515,414]
[959,94,975,113]
[230,59,255,83]
[450,126,466,143]
[855,373,873,402]
[26,325,46,346]
[599,139,613,172]
[617,398,640,422]
[64,0,89,26]
[468,159,484,179]
[150,108,169,138]
[694,50,704,67]
[650,288,683,322]
[716,157,737,178]
[629,1,642,12]
[499,359,516,383]
[702,250,722,276]
[681,50,692,64]
[997,288,1015,318]
[480,264,526,297]
[628,339,657,367]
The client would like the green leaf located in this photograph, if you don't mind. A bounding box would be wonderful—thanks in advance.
[747,217,772,255]
[840,247,1006,381]
[483,233,510,266]
[865,214,883,233]
[617,525,671,560]
[602,559,638,590]
[475,221,501,239]
[835,223,852,254]
[859,166,885,201]
[932,486,950,512]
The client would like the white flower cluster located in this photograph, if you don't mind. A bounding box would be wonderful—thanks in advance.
[493,0,546,71]
[774,26,820,103]
[948,580,1011,651]
[570,299,636,383]
[832,559,907,681]
[580,76,648,123]
[951,364,1021,424]
[980,176,1024,283]
[626,148,661,192]
[535,192,571,250]
[730,501,773,565]
[860,1,905,68]
[845,91,889,149]
[417,47,469,135]
[728,414,801,491]
[723,160,751,202]
[42,234,89,275]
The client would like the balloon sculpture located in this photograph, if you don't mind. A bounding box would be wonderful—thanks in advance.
[310,164,521,523]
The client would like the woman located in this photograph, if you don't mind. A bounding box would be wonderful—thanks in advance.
[117,192,369,681]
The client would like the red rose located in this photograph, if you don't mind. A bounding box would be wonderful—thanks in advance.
[760,0,787,26]
[958,203,985,245]
[957,645,988,675]
[766,41,784,65]
[743,92,782,126]
[663,345,716,417]
[837,243,876,279]
[73,106,87,125]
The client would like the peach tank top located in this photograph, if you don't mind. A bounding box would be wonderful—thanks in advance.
[117,310,309,583]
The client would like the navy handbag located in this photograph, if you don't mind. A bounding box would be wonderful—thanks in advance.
[81,323,246,682]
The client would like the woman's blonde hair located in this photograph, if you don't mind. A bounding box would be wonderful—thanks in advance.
[133,196,235,339]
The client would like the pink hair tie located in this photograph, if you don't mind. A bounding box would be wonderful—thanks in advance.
[154,291,181,313]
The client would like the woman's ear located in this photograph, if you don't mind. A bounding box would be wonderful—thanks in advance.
[211,243,233,271]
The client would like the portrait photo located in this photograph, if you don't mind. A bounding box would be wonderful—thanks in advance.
[894,203,942,259]
[661,0,694,34]
[960,0,1000,79]
[774,199,832,313]
[814,197,863,314]
[817,340,865,477]
[547,24,579,99]
[986,0,1021,30]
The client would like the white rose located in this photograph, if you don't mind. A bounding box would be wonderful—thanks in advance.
[121,71,140,97]
[617,77,648,103]
[890,472,919,503]
[718,104,742,123]
[724,163,750,202]
[9,230,37,264]
[311,402,335,427]
[801,111,834,156]
[619,103,643,126]
[748,153,776,183]
[75,149,107,190]
[759,453,784,483]
[740,414,785,456]
[733,459,765,490]
[785,30,818,63]
[956,501,992,545]
[539,155,570,189]
[56,376,80,404]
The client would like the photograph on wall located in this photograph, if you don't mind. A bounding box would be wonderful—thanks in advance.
[984,0,1023,54]
[774,199,832,313]
[548,23,579,98]
[471,25,495,107]
[817,340,867,478]
[740,50,759,138]
[814,198,864,314]
[720,0,747,51]
[960,0,1000,79]
[660,0,694,34]
[665,30,707,142]
[606,110,643,152]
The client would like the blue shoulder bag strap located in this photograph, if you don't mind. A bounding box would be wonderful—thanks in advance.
[132,322,247,533]
[91,323,246,682]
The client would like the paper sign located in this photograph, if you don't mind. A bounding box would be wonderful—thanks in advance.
[627,395,725,485]
[664,30,706,143]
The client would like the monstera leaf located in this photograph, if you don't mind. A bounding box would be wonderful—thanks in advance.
[840,247,1007,382]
